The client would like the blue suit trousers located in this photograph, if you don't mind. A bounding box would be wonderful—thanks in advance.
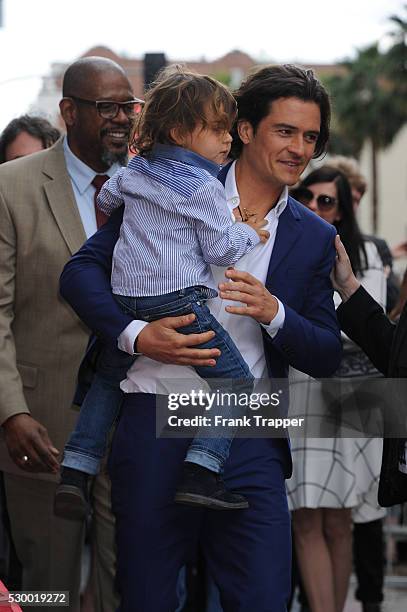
[109,393,291,612]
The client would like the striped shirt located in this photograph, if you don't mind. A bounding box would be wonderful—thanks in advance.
[97,144,260,296]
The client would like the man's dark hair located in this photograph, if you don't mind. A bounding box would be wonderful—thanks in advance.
[131,64,237,156]
[0,115,60,163]
[231,64,330,159]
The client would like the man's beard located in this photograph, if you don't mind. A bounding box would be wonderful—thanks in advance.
[101,146,128,168]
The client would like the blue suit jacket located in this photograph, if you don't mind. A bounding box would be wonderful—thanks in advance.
[60,165,342,475]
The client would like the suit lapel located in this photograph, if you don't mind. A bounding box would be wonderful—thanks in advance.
[42,139,87,255]
[266,198,302,284]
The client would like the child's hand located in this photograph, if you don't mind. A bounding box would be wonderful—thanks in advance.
[246,216,269,244]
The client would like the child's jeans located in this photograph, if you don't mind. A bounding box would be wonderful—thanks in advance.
[62,286,254,475]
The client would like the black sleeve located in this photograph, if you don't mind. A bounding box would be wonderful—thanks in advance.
[337,285,396,375]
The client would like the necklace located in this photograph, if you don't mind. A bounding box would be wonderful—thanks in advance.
[237,205,257,222]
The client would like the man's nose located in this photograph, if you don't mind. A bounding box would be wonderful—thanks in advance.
[114,107,131,123]
[287,134,305,157]
[225,132,233,144]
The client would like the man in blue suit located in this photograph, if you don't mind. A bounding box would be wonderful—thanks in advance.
[60,64,341,611]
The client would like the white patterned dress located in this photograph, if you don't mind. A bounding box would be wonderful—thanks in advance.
[287,241,387,522]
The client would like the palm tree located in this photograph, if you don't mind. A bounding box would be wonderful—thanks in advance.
[386,4,407,73]
[326,8,406,232]
[384,5,407,118]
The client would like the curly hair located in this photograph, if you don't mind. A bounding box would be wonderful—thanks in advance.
[328,155,367,196]
[130,65,237,156]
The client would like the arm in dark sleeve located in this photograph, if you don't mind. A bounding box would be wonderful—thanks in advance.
[60,206,133,347]
[337,285,396,374]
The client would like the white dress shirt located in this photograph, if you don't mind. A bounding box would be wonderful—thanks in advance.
[63,137,120,239]
[119,161,287,394]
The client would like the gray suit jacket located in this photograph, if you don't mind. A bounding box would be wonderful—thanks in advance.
[0,138,90,480]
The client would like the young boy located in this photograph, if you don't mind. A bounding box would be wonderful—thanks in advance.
[55,66,269,519]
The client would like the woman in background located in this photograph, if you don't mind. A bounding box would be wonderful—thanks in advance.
[288,166,386,612]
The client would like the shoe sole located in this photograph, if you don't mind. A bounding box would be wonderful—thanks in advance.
[174,492,249,510]
[54,485,89,521]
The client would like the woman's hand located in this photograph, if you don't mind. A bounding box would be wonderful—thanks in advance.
[331,235,360,301]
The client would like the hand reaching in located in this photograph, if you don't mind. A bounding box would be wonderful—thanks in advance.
[331,235,360,301]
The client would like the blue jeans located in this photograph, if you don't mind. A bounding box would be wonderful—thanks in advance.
[63,286,254,475]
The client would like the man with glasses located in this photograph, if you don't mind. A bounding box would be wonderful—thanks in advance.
[0,56,138,611]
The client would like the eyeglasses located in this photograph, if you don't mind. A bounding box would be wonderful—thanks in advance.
[291,187,338,211]
[67,96,144,119]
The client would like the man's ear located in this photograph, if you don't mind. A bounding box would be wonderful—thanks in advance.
[237,120,254,145]
[59,98,77,128]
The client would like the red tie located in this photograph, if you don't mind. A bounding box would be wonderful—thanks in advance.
[92,175,110,228]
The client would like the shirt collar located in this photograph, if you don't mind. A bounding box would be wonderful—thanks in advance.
[63,136,120,195]
[225,160,288,219]
[150,143,221,178]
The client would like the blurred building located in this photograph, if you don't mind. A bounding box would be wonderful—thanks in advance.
[30,45,343,129]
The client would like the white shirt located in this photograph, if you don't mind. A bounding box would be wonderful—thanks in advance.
[119,160,287,394]
[63,137,120,239]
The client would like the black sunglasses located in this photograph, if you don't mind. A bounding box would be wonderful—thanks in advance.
[67,96,144,119]
[291,187,338,210]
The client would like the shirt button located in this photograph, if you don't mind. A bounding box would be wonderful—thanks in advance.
[231,197,239,205]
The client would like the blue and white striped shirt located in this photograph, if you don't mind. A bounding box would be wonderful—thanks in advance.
[97,144,260,296]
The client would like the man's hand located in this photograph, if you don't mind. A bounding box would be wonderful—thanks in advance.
[218,268,278,324]
[137,314,221,366]
[331,235,360,301]
[3,413,60,473]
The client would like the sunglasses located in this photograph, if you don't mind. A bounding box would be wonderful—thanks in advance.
[67,96,144,119]
[291,187,338,210]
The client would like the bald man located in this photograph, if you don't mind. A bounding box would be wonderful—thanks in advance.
[0,57,138,611]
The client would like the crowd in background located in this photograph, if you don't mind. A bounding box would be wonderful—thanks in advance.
[0,59,406,612]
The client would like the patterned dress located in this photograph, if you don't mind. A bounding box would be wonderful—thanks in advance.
[287,241,387,522]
